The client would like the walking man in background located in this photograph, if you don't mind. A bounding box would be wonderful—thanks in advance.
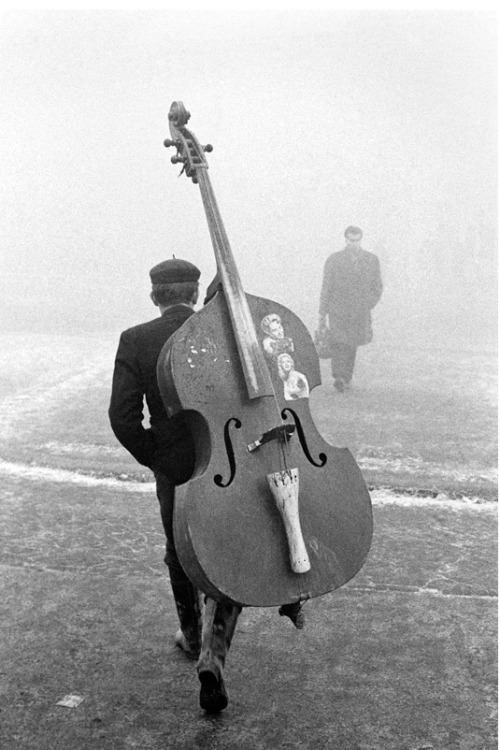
[318,226,383,392]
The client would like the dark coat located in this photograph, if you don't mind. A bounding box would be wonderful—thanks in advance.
[108,304,196,484]
[319,247,383,347]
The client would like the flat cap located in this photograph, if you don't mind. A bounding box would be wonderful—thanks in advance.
[149,258,201,284]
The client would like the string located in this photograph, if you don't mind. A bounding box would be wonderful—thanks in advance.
[182,123,294,477]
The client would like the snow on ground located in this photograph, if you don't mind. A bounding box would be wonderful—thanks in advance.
[0,332,496,502]
[0,458,496,510]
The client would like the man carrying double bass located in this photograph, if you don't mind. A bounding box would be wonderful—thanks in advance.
[109,258,304,713]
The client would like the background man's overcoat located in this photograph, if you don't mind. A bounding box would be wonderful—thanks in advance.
[319,248,383,346]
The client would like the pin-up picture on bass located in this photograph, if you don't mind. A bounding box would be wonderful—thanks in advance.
[157,101,372,607]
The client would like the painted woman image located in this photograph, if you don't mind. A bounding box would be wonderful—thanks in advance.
[276,352,309,401]
[261,313,294,359]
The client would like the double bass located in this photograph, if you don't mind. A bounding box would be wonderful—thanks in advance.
[157,102,372,607]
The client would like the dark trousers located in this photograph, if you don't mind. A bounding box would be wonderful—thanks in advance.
[330,340,357,383]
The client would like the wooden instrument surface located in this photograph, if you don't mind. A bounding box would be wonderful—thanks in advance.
[158,102,372,606]
[158,291,372,606]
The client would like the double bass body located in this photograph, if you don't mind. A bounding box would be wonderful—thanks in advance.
[158,290,372,607]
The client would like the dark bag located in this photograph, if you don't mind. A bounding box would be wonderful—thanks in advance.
[314,325,332,359]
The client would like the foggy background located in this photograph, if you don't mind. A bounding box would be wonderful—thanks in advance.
[0,10,497,345]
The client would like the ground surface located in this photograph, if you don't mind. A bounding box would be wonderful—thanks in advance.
[0,331,497,749]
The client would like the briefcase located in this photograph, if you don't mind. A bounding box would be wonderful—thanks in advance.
[314,326,332,359]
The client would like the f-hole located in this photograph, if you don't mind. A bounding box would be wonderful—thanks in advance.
[214,417,242,487]
[282,408,327,468]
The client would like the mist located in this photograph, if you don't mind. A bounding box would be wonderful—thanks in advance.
[0,10,497,348]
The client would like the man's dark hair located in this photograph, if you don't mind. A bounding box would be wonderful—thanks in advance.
[344,225,363,238]
[152,281,199,307]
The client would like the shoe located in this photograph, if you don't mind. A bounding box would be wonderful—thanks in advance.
[279,602,306,630]
[175,629,200,661]
[199,668,228,713]
[334,378,345,393]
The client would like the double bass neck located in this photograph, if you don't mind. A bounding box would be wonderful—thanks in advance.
[166,101,274,401]
[196,169,275,401]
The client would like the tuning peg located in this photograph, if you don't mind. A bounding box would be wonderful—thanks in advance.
[171,155,185,165]
[163,139,178,148]
[203,144,213,153]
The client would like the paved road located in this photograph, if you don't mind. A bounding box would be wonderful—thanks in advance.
[0,333,496,748]
[0,466,496,750]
